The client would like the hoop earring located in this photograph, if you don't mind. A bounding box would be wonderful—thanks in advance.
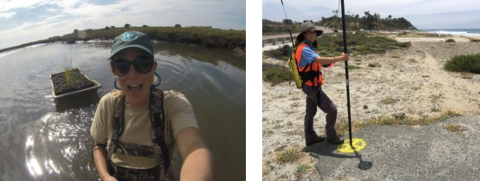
[153,72,161,87]
[114,79,122,90]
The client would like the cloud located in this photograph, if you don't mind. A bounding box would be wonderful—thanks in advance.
[0,12,16,20]
[0,0,245,49]
[45,8,57,12]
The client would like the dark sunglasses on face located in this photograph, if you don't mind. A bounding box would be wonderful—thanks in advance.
[111,55,154,76]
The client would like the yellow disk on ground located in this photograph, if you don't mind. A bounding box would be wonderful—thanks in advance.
[337,138,366,153]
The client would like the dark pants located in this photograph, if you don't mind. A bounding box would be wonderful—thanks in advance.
[302,84,339,144]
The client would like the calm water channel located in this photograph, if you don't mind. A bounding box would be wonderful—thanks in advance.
[0,42,245,180]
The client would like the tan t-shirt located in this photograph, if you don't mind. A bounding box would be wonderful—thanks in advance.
[90,90,199,147]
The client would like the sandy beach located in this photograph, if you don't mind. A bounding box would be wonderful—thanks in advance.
[262,32,480,180]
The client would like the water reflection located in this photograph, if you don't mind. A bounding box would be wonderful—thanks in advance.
[23,110,97,180]
[54,91,100,112]
[154,43,246,71]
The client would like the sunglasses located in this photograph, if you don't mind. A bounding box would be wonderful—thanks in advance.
[111,55,154,76]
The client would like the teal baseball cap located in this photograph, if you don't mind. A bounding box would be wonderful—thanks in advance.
[109,31,154,60]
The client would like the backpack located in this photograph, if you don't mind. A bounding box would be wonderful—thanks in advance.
[288,43,304,89]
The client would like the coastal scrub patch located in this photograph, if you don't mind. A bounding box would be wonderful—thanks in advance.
[445,39,455,42]
[263,45,292,61]
[444,53,480,74]
[263,67,292,86]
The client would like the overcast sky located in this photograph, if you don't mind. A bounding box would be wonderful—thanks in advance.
[0,0,246,50]
[263,0,480,30]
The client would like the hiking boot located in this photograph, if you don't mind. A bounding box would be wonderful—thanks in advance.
[327,138,344,145]
[306,136,325,146]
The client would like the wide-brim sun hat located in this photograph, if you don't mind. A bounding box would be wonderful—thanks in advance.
[297,22,323,40]
[109,31,154,60]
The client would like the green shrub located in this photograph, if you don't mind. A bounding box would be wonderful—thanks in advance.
[445,39,455,42]
[348,65,361,69]
[444,53,480,74]
[263,67,292,85]
[263,45,292,60]
[316,32,409,55]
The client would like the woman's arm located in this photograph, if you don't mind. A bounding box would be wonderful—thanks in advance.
[93,140,117,181]
[177,127,214,181]
[314,53,350,65]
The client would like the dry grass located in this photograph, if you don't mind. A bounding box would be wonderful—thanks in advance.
[273,93,287,99]
[296,164,310,173]
[431,107,440,112]
[336,109,462,135]
[283,108,296,115]
[285,129,303,137]
[380,97,399,104]
[461,72,473,79]
[276,149,299,164]
[412,87,421,91]
[290,102,301,107]
[445,124,467,135]
[429,94,441,103]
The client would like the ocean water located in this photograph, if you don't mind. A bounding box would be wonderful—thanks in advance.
[421,29,480,37]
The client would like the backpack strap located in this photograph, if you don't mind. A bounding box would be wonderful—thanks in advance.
[108,89,172,178]
[112,95,125,145]
[107,95,125,174]
[149,88,171,172]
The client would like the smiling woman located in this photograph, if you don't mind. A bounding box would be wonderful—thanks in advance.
[89,31,215,181]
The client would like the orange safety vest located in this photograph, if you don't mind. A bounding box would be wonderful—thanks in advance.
[295,42,324,86]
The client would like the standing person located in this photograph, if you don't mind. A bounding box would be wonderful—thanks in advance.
[90,31,214,181]
[294,22,349,146]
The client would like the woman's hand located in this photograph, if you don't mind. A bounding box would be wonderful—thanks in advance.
[339,53,349,62]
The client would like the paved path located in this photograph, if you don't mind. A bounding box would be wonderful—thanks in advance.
[304,115,480,180]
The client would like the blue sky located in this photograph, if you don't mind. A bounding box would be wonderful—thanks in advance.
[263,0,480,29]
[0,0,246,49]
